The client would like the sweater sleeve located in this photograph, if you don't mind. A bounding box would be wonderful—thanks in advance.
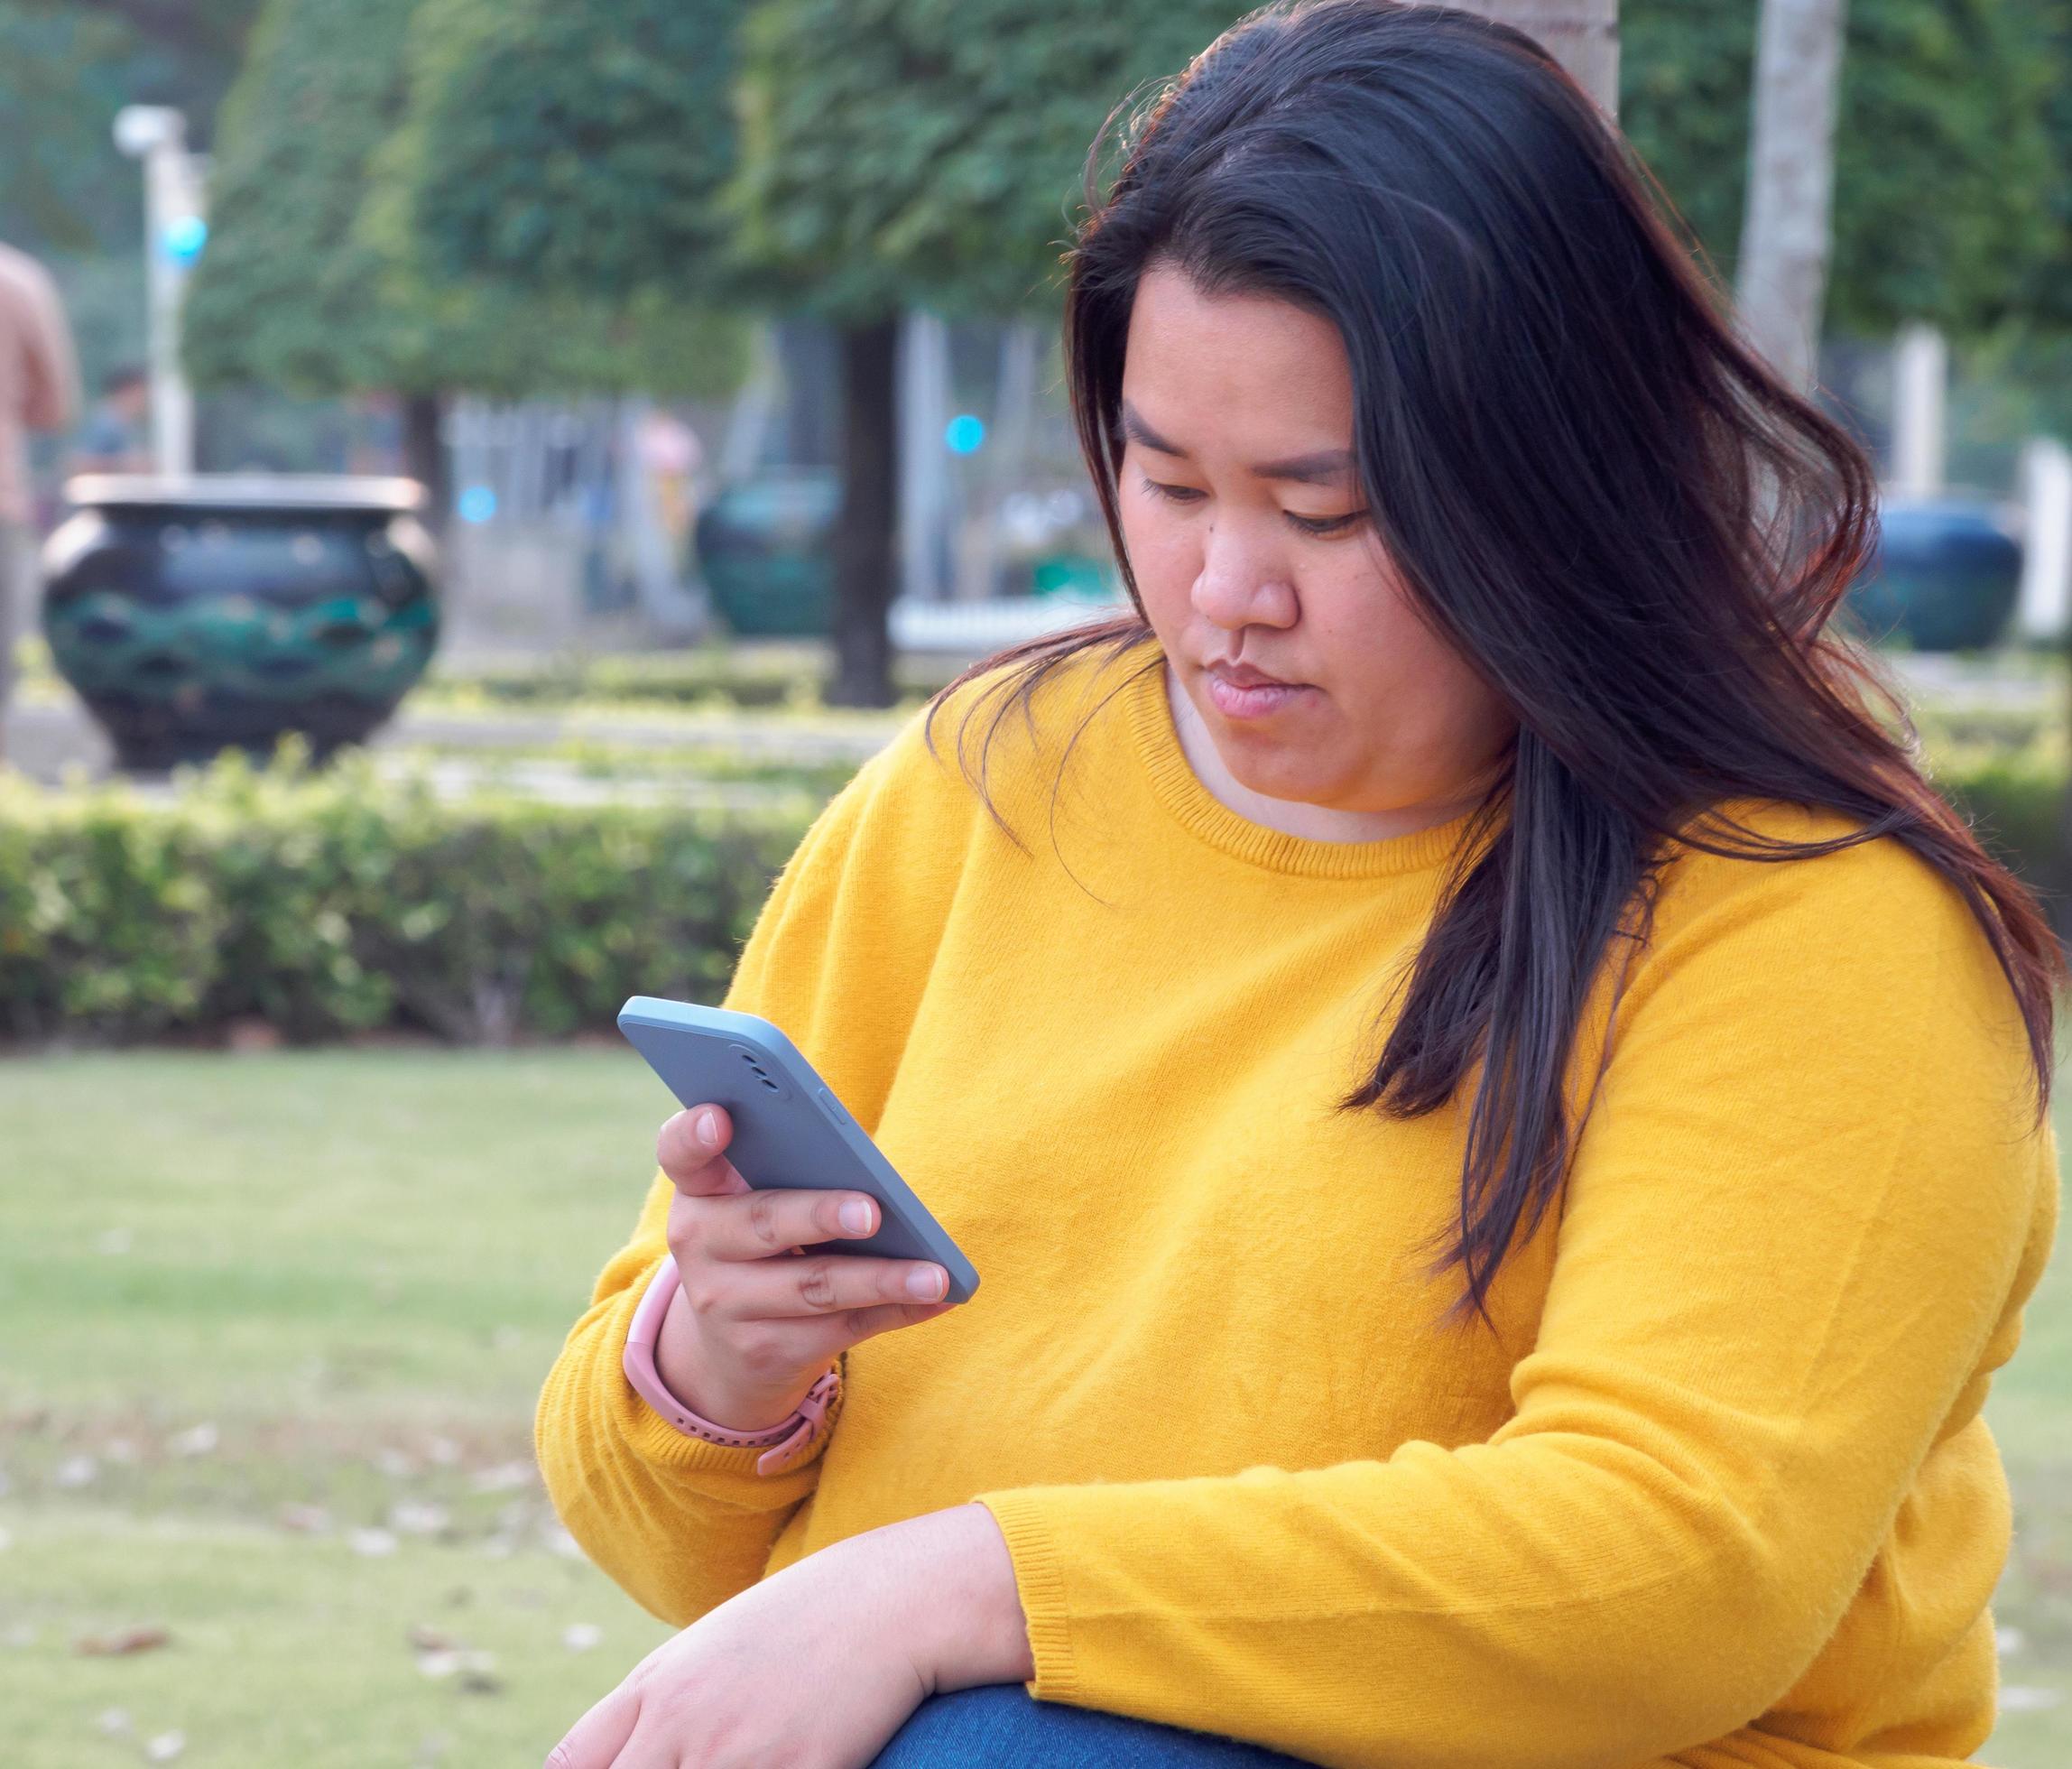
[972,831,2058,1769]
[534,714,965,1626]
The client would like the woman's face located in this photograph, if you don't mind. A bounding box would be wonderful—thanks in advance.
[1117,263,1516,819]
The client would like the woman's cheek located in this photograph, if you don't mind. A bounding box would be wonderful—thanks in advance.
[1118,499,1199,621]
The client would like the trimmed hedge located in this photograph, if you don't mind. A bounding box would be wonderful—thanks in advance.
[1,736,2063,1048]
[0,742,814,1047]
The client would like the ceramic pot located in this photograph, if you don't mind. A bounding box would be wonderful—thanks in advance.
[41,474,439,770]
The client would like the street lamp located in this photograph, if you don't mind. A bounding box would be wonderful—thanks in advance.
[113,105,208,477]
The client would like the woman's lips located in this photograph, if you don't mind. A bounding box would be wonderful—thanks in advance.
[1205,669,1315,720]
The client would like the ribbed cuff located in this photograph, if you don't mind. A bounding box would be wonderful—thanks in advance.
[611,1273,844,1479]
[972,1488,1079,1701]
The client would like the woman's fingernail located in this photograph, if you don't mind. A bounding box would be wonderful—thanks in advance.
[696,1109,721,1148]
[907,1266,946,1301]
[839,1199,873,1235]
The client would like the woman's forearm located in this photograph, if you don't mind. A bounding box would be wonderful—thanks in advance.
[864,1503,1036,1691]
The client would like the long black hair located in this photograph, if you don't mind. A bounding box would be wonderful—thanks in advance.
[923,0,2064,1325]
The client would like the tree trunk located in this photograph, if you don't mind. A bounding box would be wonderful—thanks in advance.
[1407,2,1620,116]
[401,391,452,533]
[828,319,901,709]
[1734,0,1849,394]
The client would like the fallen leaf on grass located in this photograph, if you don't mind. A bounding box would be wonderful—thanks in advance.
[75,1625,171,1657]
[469,1461,535,1495]
[96,1708,132,1737]
[277,1503,332,1534]
[390,1500,450,1537]
[54,1455,98,1490]
[168,1423,218,1458]
[415,1644,500,1693]
[349,1528,399,1558]
[408,1625,458,1653]
[563,1624,603,1653]
[144,1729,185,1762]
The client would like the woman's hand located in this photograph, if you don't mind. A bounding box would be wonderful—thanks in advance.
[545,1504,1033,1769]
[655,1103,962,1431]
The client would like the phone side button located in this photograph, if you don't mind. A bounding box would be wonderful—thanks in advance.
[816,1088,850,1125]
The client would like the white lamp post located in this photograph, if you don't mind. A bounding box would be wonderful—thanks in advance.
[113,105,208,477]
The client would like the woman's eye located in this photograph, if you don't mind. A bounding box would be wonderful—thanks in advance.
[1284,510,1369,537]
[1140,476,1207,505]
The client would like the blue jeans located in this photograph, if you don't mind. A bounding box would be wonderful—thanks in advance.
[871,1684,1315,1766]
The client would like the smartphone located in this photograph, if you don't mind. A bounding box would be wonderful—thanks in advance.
[616,995,979,1302]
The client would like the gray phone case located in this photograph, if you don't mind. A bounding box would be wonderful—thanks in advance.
[616,995,980,1302]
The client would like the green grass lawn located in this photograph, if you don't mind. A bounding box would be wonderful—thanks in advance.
[1,1048,2067,1766]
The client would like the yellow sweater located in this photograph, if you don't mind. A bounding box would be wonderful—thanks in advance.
[536,640,2059,1769]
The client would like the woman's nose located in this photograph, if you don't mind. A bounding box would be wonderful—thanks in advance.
[1192,522,1299,630]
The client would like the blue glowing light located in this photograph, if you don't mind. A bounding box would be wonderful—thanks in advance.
[457,486,498,524]
[944,414,985,456]
[163,217,208,264]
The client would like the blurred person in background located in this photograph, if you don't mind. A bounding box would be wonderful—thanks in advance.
[538,5,2063,1766]
[70,364,153,475]
[0,238,79,769]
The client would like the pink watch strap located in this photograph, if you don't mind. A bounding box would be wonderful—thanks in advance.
[623,1252,841,1476]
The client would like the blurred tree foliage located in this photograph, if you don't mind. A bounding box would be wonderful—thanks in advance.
[723,0,1245,319]
[1623,0,2069,338]
[180,0,747,414]
[396,0,742,301]
[0,0,259,254]
[390,0,1246,701]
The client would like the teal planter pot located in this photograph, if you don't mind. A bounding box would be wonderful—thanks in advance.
[1845,496,2022,653]
[40,474,439,772]
[697,469,838,638]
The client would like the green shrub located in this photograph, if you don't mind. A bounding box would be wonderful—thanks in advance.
[412,642,961,714]
[1929,730,2068,897]
[0,742,813,1046]
[1,730,2063,1049]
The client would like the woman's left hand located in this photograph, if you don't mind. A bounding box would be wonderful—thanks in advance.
[546,1503,1034,1769]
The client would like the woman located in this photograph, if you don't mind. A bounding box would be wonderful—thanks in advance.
[540,5,2062,1765]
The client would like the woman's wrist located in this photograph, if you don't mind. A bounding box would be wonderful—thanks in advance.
[652,1262,824,1433]
[624,1257,840,1476]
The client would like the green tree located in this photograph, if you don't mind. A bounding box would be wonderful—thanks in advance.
[726,0,1251,704]
[397,0,1249,704]
[1622,0,2067,338]
[398,0,742,301]
[0,0,260,255]
[181,0,745,520]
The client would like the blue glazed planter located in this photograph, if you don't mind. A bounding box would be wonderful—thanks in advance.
[40,474,440,771]
[1845,496,2022,653]
[696,468,838,638]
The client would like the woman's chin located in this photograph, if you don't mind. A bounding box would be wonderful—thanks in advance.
[1221,755,1337,809]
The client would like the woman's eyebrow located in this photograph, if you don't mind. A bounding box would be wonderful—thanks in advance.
[1119,402,1354,485]
[1119,402,1185,456]
[1251,448,1355,486]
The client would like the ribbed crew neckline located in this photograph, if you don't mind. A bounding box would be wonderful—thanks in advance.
[1120,653,1496,881]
